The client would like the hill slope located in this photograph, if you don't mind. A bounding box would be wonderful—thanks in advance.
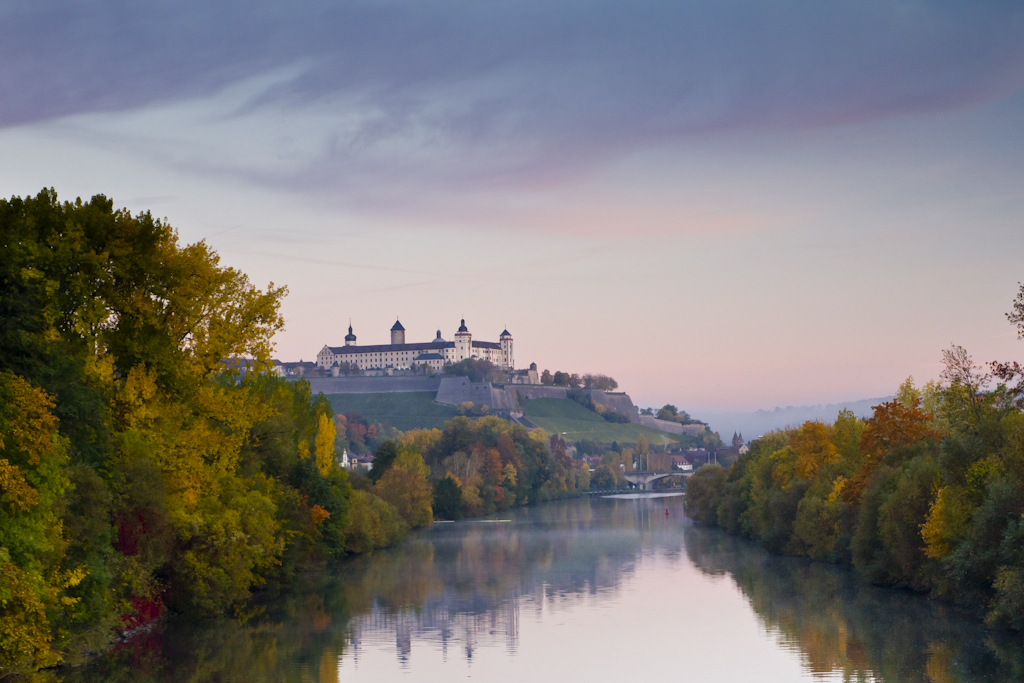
[523,398,679,444]
[326,392,459,431]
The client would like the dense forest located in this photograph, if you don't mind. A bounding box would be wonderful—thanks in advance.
[0,190,589,678]
[686,286,1024,629]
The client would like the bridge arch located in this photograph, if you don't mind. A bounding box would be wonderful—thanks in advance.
[622,470,691,490]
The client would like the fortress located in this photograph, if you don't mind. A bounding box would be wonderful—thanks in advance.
[317,319,513,374]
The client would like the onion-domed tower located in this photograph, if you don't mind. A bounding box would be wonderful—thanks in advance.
[344,321,357,346]
[454,318,471,361]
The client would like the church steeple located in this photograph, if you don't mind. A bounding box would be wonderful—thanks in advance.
[344,320,357,346]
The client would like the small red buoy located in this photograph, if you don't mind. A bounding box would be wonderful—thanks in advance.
[665,509,669,517]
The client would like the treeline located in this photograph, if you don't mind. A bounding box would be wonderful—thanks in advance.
[686,287,1024,629]
[540,370,618,390]
[390,417,590,520]
[640,403,704,426]
[0,190,582,677]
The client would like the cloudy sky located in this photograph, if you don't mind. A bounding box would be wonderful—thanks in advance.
[3,0,1024,412]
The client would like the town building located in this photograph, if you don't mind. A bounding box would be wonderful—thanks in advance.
[670,455,693,472]
[316,319,514,374]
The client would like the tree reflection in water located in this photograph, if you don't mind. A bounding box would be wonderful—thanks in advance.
[62,498,1024,683]
[62,498,681,682]
[684,525,1024,683]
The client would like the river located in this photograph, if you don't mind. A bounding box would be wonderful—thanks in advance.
[66,494,1024,682]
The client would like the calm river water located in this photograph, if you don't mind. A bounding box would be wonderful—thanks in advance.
[67,494,1024,682]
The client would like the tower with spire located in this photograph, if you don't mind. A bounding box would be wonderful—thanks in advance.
[454,318,472,361]
[316,318,518,374]
[390,319,406,345]
[500,328,513,370]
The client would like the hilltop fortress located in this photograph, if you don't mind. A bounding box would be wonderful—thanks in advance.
[300,317,703,437]
[317,319,514,374]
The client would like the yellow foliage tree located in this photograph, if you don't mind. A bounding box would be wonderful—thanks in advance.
[399,428,443,454]
[921,486,972,559]
[315,414,337,476]
[0,375,71,676]
[375,449,434,528]
[791,421,839,481]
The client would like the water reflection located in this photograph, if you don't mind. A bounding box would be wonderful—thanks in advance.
[684,526,1024,683]
[64,496,1024,683]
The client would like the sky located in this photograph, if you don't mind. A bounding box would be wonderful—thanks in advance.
[3,0,1024,413]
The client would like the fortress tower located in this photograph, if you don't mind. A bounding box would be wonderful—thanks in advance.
[391,319,406,345]
[500,329,513,370]
[454,318,471,361]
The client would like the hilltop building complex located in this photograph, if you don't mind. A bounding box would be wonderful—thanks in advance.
[316,319,513,374]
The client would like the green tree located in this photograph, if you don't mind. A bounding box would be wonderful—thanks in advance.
[432,475,465,520]
[685,465,727,525]
[369,441,399,483]
[590,464,617,490]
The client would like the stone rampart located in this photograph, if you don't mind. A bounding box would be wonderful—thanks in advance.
[504,385,569,400]
[634,415,707,436]
[588,390,638,421]
[436,377,517,412]
[637,415,685,434]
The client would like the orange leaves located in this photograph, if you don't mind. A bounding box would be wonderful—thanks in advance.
[843,400,943,505]
[858,400,943,461]
[483,448,503,486]
[309,504,330,526]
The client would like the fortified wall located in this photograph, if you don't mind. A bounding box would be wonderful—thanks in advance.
[435,376,517,412]
[306,376,442,394]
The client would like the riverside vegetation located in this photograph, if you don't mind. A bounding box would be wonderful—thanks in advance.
[0,190,592,678]
[686,285,1024,630]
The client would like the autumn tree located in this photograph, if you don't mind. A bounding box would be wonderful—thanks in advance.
[374,448,433,528]
[842,400,943,505]
[591,464,617,489]
[0,374,71,676]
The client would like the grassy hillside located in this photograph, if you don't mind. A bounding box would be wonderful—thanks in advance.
[326,392,459,431]
[523,398,679,445]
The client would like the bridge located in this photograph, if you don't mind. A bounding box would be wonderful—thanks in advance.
[623,470,692,490]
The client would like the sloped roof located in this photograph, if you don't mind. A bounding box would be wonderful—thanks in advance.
[327,341,454,354]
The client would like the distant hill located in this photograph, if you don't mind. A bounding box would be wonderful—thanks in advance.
[701,397,894,442]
